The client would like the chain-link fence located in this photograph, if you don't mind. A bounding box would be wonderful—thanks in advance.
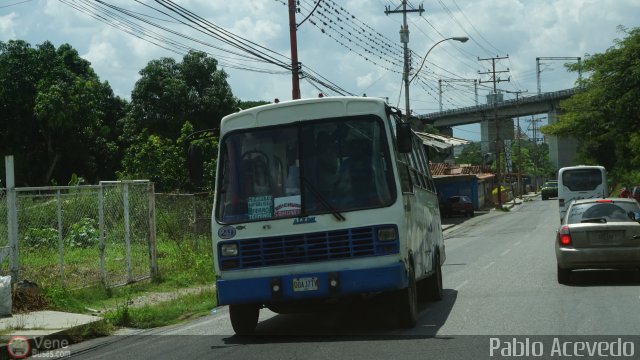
[0,189,8,277]
[154,193,213,280]
[1,181,157,289]
[0,179,217,289]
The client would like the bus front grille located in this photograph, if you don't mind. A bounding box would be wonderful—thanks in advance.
[219,225,399,270]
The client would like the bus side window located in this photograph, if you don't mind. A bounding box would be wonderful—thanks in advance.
[398,163,413,193]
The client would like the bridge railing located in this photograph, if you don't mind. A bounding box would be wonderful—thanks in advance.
[421,88,577,120]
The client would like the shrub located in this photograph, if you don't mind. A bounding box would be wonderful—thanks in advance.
[64,217,99,248]
[23,227,59,249]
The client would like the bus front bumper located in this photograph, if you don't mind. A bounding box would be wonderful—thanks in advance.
[216,262,407,306]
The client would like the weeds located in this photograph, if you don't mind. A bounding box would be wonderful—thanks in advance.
[104,289,216,329]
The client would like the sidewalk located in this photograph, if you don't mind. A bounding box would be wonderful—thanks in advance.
[0,311,103,357]
[441,192,539,231]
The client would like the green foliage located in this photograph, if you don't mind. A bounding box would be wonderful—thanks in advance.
[541,26,640,184]
[22,217,99,249]
[0,40,126,186]
[126,50,238,140]
[120,50,233,191]
[65,217,99,248]
[239,100,270,110]
[118,132,187,192]
[456,142,482,165]
[23,227,58,249]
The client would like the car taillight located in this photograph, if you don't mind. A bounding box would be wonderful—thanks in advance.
[557,225,572,246]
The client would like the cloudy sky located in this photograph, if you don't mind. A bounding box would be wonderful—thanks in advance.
[1,0,639,140]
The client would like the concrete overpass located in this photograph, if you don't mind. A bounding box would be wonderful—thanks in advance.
[416,88,579,170]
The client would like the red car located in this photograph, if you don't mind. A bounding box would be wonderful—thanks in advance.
[442,195,474,218]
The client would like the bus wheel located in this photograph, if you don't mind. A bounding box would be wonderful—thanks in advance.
[425,252,443,301]
[230,304,259,335]
[396,263,417,328]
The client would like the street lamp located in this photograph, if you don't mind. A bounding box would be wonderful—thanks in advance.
[409,36,469,85]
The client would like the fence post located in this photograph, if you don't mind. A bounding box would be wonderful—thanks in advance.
[98,184,107,287]
[5,156,19,284]
[56,190,65,288]
[123,182,132,283]
[147,182,159,281]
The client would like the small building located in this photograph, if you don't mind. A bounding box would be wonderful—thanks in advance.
[416,132,496,209]
[429,163,495,210]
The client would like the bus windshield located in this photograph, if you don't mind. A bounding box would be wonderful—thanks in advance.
[561,168,604,191]
[215,114,396,223]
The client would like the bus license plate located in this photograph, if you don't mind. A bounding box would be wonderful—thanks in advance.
[292,277,319,292]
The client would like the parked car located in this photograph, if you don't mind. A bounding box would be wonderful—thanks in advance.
[631,186,640,202]
[541,180,558,200]
[555,198,640,284]
[441,195,474,218]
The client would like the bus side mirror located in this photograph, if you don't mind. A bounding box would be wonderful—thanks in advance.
[396,122,412,153]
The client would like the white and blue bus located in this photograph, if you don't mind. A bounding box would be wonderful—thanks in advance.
[558,165,608,222]
[212,97,445,334]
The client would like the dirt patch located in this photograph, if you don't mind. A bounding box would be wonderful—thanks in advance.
[12,286,49,313]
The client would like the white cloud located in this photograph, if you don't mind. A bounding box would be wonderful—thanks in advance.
[0,13,17,39]
[356,73,374,88]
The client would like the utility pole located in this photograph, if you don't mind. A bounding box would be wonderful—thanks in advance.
[385,1,424,120]
[536,57,581,95]
[528,116,543,191]
[439,79,478,111]
[508,90,527,198]
[479,55,510,208]
[288,0,301,99]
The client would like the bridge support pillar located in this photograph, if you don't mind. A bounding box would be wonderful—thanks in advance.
[480,118,514,154]
[547,110,578,171]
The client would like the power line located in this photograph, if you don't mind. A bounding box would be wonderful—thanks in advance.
[59,0,355,96]
[0,0,32,9]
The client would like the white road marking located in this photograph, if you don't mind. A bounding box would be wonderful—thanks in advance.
[500,249,511,256]
[481,262,495,271]
[454,280,469,291]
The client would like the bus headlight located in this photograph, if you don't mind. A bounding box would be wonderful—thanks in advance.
[377,227,397,242]
[221,243,238,257]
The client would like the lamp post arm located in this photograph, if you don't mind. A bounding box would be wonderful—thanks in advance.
[409,36,468,84]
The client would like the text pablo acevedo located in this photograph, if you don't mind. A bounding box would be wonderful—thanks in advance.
[489,337,635,357]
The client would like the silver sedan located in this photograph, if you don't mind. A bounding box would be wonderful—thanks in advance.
[556,198,640,284]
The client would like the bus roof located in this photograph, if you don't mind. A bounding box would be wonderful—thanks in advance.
[220,96,390,132]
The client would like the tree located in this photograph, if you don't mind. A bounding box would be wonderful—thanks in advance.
[118,131,187,191]
[126,51,239,140]
[120,51,235,192]
[0,40,125,185]
[541,26,640,184]
[456,142,482,165]
[239,100,269,110]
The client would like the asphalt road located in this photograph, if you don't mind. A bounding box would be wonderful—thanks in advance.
[61,198,640,359]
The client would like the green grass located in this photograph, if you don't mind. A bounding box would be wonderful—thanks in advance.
[104,288,216,329]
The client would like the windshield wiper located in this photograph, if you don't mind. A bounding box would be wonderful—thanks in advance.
[301,177,345,221]
[580,217,607,224]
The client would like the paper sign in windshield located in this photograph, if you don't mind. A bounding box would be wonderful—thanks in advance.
[274,195,302,217]
[248,195,273,220]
